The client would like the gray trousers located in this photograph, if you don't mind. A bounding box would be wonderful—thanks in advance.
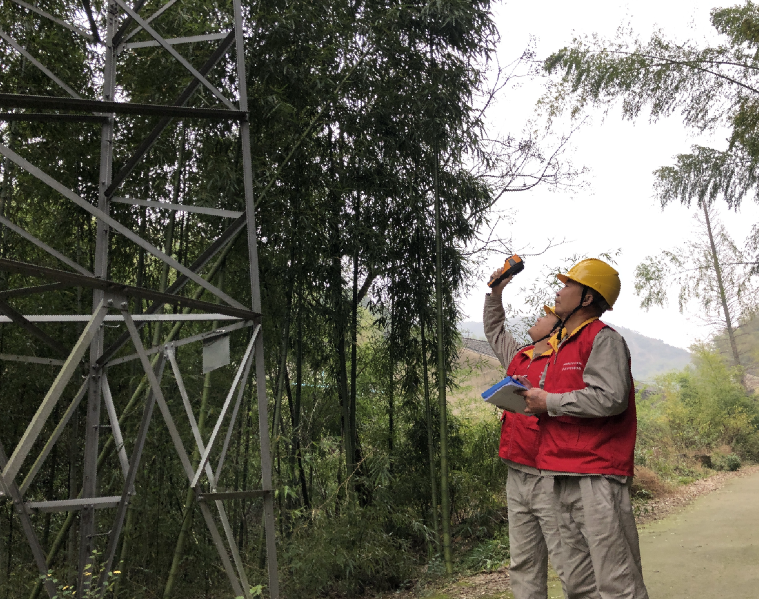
[506,466,569,599]
[553,476,648,599]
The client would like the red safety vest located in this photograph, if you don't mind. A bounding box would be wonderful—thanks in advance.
[536,320,636,477]
[499,347,551,468]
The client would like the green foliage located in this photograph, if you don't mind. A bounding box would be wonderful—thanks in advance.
[460,530,510,573]
[284,504,414,597]
[634,207,755,319]
[635,345,759,485]
[542,1,759,213]
[278,408,509,596]
[41,551,122,599]
[712,451,742,471]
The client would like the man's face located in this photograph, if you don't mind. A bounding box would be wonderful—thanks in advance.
[555,279,585,319]
[528,314,559,343]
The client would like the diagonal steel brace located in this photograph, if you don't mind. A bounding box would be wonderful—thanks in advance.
[190,330,258,488]
[106,30,236,197]
[0,143,245,311]
[112,0,236,110]
[0,440,58,598]
[3,300,108,486]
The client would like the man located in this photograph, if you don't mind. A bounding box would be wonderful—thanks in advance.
[517,258,648,599]
[484,271,573,599]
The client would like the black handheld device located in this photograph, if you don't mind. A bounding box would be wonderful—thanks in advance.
[488,255,524,288]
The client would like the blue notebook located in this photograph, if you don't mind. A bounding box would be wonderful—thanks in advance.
[482,376,529,414]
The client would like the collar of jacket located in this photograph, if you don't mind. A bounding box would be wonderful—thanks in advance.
[548,317,600,353]
[522,346,553,360]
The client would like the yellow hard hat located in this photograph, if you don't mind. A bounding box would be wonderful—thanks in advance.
[557,258,620,309]
[543,305,558,318]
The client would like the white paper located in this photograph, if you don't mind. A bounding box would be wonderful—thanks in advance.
[482,379,530,414]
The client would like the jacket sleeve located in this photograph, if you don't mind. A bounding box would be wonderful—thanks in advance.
[545,328,632,418]
[483,292,519,370]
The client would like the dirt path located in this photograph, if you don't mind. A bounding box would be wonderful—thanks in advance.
[378,468,759,599]
[639,468,759,598]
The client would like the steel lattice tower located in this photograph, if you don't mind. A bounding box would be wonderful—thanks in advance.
[0,1,279,597]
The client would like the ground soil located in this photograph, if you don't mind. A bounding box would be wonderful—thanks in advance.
[640,465,759,598]
[374,465,759,599]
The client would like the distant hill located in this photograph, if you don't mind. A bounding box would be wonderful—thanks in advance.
[459,321,691,382]
[606,323,692,381]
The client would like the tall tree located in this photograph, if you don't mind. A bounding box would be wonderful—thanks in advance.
[542,1,759,229]
[635,204,756,366]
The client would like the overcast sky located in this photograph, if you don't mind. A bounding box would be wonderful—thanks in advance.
[459,0,759,349]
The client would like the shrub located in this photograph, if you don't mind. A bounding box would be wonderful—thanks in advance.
[634,346,759,486]
[712,452,742,471]
[461,530,510,573]
[284,505,414,597]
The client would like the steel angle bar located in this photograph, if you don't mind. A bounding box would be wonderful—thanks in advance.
[106,30,236,196]
[8,0,94,41]
[123,31,230,50]
[80,0,100,43]
[216,499,253,597]
[26,496,122,513]
[112,196,243,218]
[0,94,243,120]
[0,258,256,319]
[197,490,270,501]
[254,332,279,596]
[95,353,164,599]
[19,377,89,496]
[215,344,255,483]
[112,0,236,111]
[0,112,107,123]
[111,0,148,47]
[0,29,81,99]
[0,258,254,322]
[190,329,258,488]
[0,353,64,366]
[120,0,178,44]
[109,320,253,367]
[0,146,246,310]
[0,441,58,599]
[197,499,245,597]
[0,283,66,299]
[168,345,225,485]
[0,314,242,323]
[0,215,93,275]
[0,299,68,356]
[166,342,252,592]
[167,347,207,460]
[132,347,250,595]
[101,374,130,482]
[121,310,194,479]
[233,0,279,588]
[2,299,107,486]
[98,213,247,366]
[166,343,251,594]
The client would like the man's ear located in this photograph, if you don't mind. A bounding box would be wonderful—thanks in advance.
[582,291,594,307]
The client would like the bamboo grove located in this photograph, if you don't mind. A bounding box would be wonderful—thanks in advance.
[0,0,567,596]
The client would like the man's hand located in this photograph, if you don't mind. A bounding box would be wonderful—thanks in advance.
[489,269,512,294]
[521,388,548,414]
[513,375,548,414]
